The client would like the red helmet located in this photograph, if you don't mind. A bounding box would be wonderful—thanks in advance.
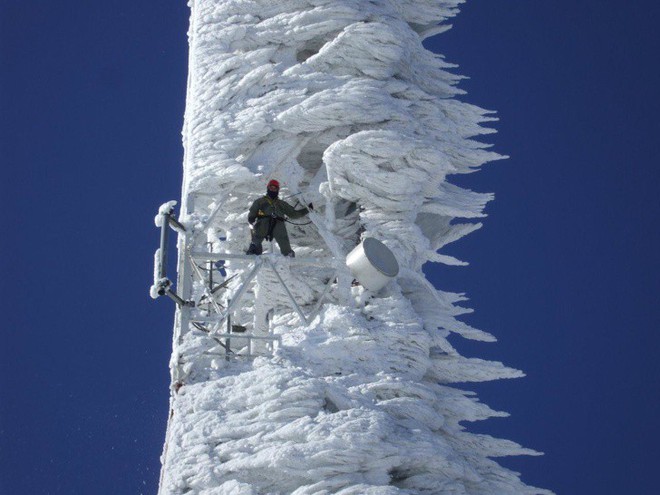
[267,179,280,189]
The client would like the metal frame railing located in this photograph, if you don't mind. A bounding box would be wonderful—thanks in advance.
[152,200,337,361]
[151,202,194,307]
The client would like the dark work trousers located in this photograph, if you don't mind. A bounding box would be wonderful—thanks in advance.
[251,217,293,256]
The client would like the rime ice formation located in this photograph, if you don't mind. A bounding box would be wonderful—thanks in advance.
[158,1,551,494]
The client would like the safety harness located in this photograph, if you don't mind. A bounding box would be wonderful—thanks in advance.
[256,196,286,241]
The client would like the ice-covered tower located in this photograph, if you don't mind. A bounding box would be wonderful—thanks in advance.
[154,1,551,493]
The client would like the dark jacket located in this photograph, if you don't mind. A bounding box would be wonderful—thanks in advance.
[248,196,309,225]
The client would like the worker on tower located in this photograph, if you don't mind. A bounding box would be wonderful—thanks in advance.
[245,179,313,257]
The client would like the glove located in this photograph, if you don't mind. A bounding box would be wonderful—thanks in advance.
[307,202,314,211]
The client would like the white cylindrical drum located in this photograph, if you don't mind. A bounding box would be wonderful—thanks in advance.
[346,238,399,291]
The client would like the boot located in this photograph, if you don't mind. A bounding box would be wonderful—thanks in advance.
[246,243,262,255]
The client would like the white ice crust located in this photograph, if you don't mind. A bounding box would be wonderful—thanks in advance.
[156,200,179,227]
[159,1,551,494]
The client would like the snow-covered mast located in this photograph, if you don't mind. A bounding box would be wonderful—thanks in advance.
[154,1,551,493]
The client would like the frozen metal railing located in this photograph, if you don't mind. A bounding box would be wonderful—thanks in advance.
[189,252,337,326]
[150,201,195,307]
[152,200,337,362]
[190,320,281,361]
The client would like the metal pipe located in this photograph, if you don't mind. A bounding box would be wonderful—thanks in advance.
[191,196,226,245]
[192,322,232,354]
[223,260,262,316]
[166,289,193,307]
[167,215,186,233]
[188,255,223,314]
[267,259,308,325]
[225,308,231,360]
[308,270,337,322]
[159,214,170,280]
[211,333,281,342]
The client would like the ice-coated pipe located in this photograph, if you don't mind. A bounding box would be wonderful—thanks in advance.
[159,213,170,280]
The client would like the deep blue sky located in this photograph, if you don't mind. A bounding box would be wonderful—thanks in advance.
[1,1,659,494]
